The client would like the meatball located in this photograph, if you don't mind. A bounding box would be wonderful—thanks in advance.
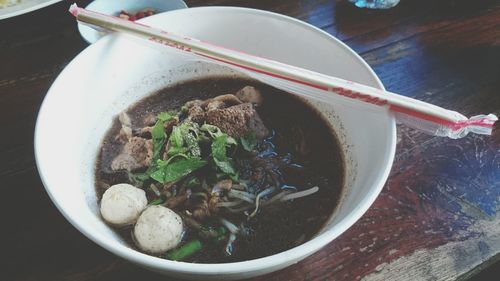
[100,183,147,226]
[133,206,184,254]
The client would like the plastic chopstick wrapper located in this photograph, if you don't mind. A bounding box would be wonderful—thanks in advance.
[69,4,497,139]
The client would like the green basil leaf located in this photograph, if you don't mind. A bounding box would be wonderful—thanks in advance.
[149,168,166,183]
[240,132,257,152]
[214,158,237,175]
[164,157,207,183]
[211,132,238,180]
[211,135,228,161]
[151,112,176,164]
[151,157,207,184]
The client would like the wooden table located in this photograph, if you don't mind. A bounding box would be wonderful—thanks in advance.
[2,0,499,280]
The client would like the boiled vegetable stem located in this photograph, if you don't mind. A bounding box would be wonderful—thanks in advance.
[166,240,203,261]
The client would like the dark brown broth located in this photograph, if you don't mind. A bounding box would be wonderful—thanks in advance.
[95,77,344,263]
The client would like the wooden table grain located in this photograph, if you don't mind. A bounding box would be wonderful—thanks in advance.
[2,0,499,280]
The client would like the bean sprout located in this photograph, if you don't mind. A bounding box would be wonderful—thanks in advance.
[223,205,254,213]
[262,191,290,206]
[217,200,245,208]
[280,186,319,201]
[228,189,256,203]
[149,184,161,196]
[248,187,276,219]
[219,218,239,234]
[225,233,237,256]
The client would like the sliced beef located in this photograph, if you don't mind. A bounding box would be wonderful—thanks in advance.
[111,137,153,171]
[143,114,157,126]
[235,86,263,105]
[187,104,206,123]
[184,90,269,139]
[204,100,225,111]
[203,94,242,109]
[115,112,133,143]
[206,103,269,139]
[186,95,242,122]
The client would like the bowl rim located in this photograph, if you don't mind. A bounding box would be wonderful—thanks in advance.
[35,6,396,275]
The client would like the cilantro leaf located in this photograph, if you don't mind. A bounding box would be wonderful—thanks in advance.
[157,112,175,122]
[151,121,165,140]
[170,125,184,147]
[168,125,185,156]
[168,122,201,157]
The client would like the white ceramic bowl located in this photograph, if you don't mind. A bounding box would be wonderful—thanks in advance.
[35,7,396,280]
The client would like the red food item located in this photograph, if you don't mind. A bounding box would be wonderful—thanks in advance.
[118,8,155,21]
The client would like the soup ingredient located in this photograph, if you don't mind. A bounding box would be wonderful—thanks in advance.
[100,183,147,226]
[240,132,257,152]
[111,137,153,172]
[280,186,319,201]
[118,8,155,21]
[183,94,269,138]
[134,205,183,254]
[166,240,202,261]
[149,157,207,184]
[235,86,263,105]
[147,197,164,206]
[166,226,227,261]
